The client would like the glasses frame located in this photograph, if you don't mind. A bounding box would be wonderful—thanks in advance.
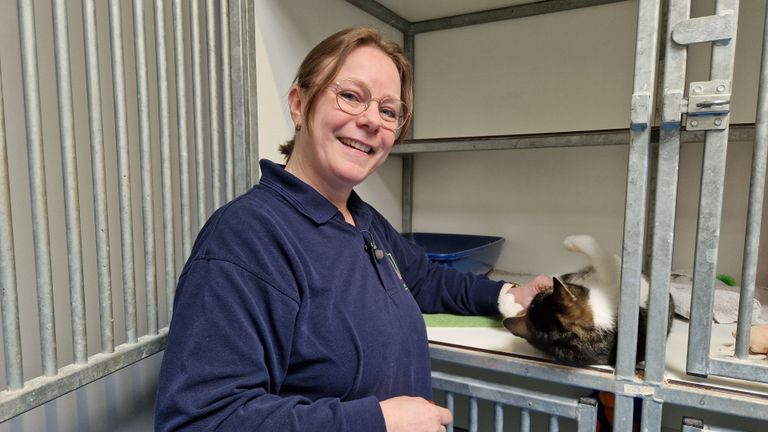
[328,79,410,132]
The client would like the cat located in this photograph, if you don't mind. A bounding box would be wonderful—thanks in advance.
[500,234,675,366]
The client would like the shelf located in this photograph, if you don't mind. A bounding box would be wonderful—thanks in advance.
[391,123,758,154]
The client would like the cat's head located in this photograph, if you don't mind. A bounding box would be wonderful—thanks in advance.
[503,277,594,340]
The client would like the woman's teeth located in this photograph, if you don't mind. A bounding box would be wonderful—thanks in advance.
[340,138,372,154]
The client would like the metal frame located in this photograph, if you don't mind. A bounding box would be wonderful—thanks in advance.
[351,0,768,430]
[0,0,258,421]
[431,371,597,432]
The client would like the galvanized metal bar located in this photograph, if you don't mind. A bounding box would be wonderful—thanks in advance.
[243,0,259,185]
[389,125,756,154]
[408,0,628,34]
[682,417,703,432]
[83,0,115,353]
[229,0,248,195]
[400,31,415,233]
[735,0,768,359]
[18,0,58,376]
[430,341,767,422]
[401,154,414,233]
[394,130,629,154]
[493,402,503,432]
[52,0,88,365]
[430,371,589,419]
[687,0,740,377]
[133,0,159,335]
[575,397,598,432]
[615,0,662,425]
[173,0,193,260]
[343,0,411,33]
[191,0,208,229]
[682,417,746,432]
[469,396,478,431]
[155,0,176,322]
[0,61,23,390]
[549,415,559,432]
[640,397,664,432]
[221,0,235,201]
[672,13,735,46]
[0,331,167,423]
[521,409,530,432]
[707,357,768,384]
[207,0,222,209]
[108,0,138,344]
[430,344,615,394]
[644,0,690,387]
[660,381,768,421]
[402,31,414,92]
[446,391,454,432]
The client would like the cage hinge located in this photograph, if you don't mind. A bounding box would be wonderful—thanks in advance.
[683,80,731,131]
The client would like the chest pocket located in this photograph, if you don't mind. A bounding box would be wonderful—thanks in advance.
[364,240,410,296]
[374,251,410,294]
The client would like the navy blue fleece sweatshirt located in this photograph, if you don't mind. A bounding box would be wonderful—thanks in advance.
[155,159,503,431]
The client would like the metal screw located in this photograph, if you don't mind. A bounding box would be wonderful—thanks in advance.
[717,85,726,93]
[693,85,703,94]
[714,118,722,126]
[690,120,699,127]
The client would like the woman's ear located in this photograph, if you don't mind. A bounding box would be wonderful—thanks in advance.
[288,85,304,128]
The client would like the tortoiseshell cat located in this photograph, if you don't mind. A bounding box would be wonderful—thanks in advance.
[500,235,675,366]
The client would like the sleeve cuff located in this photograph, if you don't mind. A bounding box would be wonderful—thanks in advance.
[340,396,387,432]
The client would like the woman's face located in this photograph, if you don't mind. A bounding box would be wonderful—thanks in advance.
[288,45,402,198]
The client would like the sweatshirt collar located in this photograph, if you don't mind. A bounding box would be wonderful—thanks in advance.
[257,159,372,228]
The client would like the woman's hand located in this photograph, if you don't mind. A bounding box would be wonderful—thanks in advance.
[498,275,552,317]
[516,275,553,309]
[380,396,452,432]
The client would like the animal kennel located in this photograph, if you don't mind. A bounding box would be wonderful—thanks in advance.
[0,0,766,431]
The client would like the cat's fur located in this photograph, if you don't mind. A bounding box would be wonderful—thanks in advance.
[501,235,675,366]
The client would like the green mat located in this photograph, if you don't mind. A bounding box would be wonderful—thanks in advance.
[422,313,502,328]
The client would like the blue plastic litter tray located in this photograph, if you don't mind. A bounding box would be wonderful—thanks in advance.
[401,232,505,275]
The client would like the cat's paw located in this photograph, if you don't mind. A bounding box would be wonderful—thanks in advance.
[498,293,524,318]
[563,234,598,252]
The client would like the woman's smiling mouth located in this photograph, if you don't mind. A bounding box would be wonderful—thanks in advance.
[339,137,372,154]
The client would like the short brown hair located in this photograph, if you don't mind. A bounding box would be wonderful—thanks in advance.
[280,27,413,159]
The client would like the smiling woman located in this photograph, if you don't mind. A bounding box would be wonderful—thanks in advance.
[154,26,549,432]
[284,44,404,216]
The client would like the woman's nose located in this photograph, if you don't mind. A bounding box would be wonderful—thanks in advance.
[356,104,382,131]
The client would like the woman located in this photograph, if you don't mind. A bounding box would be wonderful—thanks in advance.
[155,27,550,432]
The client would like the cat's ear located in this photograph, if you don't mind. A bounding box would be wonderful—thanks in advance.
[552,277,577,305]
[503,316,529,339]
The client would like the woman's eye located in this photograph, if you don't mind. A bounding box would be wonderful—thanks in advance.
[338,90,362,103]
[380,107,398,121]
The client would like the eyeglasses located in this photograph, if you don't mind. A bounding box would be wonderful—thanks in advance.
[328,79,409,131]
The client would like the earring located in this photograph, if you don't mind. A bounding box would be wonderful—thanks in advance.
[295,124,301,131]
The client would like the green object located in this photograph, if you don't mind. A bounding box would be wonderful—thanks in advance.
[716,274,737,286]
[422,313,502,328]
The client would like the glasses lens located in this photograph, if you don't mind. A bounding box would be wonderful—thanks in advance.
[378,99,406,126]
[333,80,408,130]
[335,82,367,115]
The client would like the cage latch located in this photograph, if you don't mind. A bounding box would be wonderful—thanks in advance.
[684,80,731,131]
